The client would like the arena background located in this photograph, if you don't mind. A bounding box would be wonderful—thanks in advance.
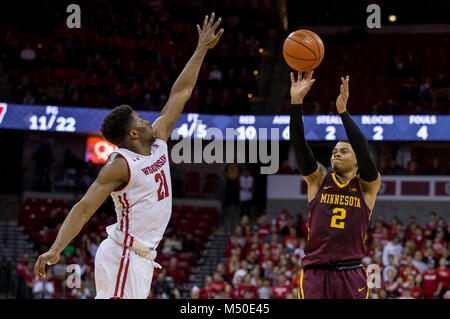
[0,0,449,299]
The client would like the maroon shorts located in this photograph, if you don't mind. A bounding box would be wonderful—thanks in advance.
[298,267,369,299]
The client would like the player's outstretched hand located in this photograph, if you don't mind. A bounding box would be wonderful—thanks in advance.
[34,249,60,280]
[197,12,224,50]
[336,75,350,114]
[290,70,315,104]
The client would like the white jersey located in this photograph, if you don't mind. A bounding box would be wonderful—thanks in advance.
[106,138,172,254]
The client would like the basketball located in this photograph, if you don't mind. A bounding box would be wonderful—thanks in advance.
[283,29,325,71]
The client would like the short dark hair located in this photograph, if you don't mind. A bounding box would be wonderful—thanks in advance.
[337,139,350,145]
[100,104,134,145]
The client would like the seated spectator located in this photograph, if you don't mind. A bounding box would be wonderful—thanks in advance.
[32,271,55,299]
[211,272,226,294]
[436,257,450,298]
[412,251,427,274]
[382,235,403,266]
[199,275,215,299]
[162,233,182,253]
[383,255,398,282]
[258,278,273,299]
[271,274,290,299]
[232,260,249,286]
[165,257,184,287]
[190,286,200,299]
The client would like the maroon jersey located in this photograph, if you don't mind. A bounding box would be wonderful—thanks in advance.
[302,173,372,267]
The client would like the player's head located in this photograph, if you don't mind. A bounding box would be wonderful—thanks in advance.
[330,140,358,174]
[100,104,155,147]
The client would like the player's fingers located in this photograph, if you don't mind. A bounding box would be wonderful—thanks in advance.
[208,12,215,27]
[197,24,201,33]
[34,257,41,279]
[203,15,209,28]
[307,70,314,80]
[290,72,295,84]
[212,17,222,30]
[307,79,316,89]
[215,28,224,40]
[298,72,302,81]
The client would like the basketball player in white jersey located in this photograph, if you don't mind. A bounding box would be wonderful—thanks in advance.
[34,13,224,299]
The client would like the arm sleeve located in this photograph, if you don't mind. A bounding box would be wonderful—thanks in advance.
[289,104,318,176]
[339,111,379,182]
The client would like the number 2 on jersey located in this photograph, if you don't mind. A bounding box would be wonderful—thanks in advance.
[155,170,169,201]
[330,207,346,229]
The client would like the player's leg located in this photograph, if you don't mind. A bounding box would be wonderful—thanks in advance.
[298,268,327,299]
[94,237,123,299]
[333,268,368,299]
[120,252,155,299]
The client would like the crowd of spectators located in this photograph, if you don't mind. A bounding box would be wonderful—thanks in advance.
[192,211,450,299]
[8,193,213,299]
[0,0,272,115]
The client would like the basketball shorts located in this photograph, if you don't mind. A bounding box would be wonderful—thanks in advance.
[298,267,369,299]
[94,237,156,299]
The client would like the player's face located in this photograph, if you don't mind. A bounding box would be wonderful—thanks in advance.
[331,142,357,174]
[131,112,155,144]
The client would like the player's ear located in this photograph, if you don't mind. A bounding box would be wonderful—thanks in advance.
[129,129,138,140]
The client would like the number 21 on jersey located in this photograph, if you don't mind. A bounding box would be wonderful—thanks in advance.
[330,207,346,229]
[155,170,169,201]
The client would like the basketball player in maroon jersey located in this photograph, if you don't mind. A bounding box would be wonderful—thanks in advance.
[289,71,381,299]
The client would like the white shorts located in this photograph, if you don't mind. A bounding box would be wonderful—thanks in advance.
[94,237,155,299]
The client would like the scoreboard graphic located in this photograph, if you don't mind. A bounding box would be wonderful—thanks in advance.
[0,103,449,141]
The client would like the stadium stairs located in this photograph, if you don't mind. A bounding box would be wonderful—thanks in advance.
[187,232,228,290]
[0,221,36,264]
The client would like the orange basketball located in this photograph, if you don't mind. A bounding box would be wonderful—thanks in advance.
[283,29,325,71]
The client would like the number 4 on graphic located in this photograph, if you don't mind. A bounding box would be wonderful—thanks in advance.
[330,207,346,229]
[155,170,169,201]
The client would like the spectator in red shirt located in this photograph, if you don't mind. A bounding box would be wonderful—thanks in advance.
[422,260,439,299]
[399,255,419,281]
[281,226,300,250]
[424,212,437,237]
[225,235,239,258]
[273,209,290,233]
[432,230,447,252]
[200,275,215,299]
[370,220,385,242]
[435,257,450,298]
[256,216,271,239]
[405,275,421,299]
[166,257,184,287]
[412,227,425,250]
[271,274,290,299]
[211,272,226,293]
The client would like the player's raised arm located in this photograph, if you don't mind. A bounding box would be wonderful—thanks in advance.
[336,76,381,192]
[33,157,128,279]
[289,71,327,192]
[153,13,224,141]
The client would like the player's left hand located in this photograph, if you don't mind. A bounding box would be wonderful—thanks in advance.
[34,249,60,280]
[336,75,350,114]
[197,12,224,50]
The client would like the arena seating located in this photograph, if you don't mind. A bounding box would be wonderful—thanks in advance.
[195,211,450,299]
[16,196,219,299]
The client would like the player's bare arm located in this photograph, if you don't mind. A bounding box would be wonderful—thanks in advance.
[289,71,326,202]
[336,75,381,210]
[153,13,224,141]
[33,156,129,279]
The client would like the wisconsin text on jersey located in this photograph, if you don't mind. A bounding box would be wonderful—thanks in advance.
[141,154,167,176]
[320,193,362,208]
